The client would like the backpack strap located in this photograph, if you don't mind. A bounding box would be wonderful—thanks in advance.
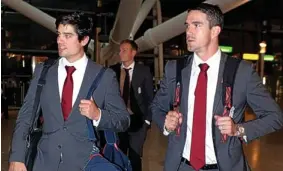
[173,54,192,109]
[221,56,241,142]
[29,59,56,133]
[173,54,192,135]
[222,57,241,108]
[173,58,185,111]
[85,67,107,142]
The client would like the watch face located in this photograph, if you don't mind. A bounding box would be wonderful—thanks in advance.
[239,127,245,133]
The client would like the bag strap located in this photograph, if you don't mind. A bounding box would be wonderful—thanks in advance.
[86,67,107,142]
[104,130,117,144]
[173,58,184,111]
[222,57,241,108]
[85,68,120,145]
[172,55,191,135]
[173,54,192,111]
[29,59,56,133]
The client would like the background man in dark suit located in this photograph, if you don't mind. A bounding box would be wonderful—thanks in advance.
[151,3,283,171]
[9,12,130,171]
[110,39,154,171]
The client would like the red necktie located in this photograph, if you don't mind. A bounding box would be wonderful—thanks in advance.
[61,66,76,121]
[190,63,209,170]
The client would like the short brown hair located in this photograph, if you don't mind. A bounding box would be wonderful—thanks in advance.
[120,39,138,51]
[188,3,224,29]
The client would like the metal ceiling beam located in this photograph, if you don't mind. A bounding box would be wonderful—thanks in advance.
[135,0,252,52]
[130,0,158,39]
[99,0,143,64]
[2,0,56,33]
[2,0,252,64]
[1,0,97,56]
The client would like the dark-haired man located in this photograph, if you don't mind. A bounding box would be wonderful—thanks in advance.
[9,12,130,171]
[151,3,283,171]
[110,39,154,171]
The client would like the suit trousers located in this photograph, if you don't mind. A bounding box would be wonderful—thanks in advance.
[118,123,148,171]
[177,161,219,171]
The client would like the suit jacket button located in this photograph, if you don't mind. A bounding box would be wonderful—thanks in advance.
[58,145,62,149]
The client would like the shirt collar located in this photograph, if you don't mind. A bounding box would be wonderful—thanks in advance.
[61,53,88,71]
[121,61,135,70]
[193,49,221,69]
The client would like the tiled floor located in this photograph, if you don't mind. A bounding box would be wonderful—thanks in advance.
[2,108,283,171]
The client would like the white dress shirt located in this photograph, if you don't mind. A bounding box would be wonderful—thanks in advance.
[121,62,135,82]
[58,54,101,126]
[182,49,221,164]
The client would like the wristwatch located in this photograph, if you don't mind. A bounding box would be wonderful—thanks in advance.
[235,124,246,137]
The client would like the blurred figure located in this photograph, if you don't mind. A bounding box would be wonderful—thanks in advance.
[1,88,9,119]
[6,72,18,106]
[110,39,154,171]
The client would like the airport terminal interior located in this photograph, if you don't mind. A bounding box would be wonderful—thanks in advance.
[2,0,283,171]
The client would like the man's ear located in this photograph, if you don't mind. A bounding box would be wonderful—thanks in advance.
[80,36,90,47]
[211,26,221,39]
[131,50,137,57]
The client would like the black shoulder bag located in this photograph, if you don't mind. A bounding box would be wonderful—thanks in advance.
[25,59,56,171]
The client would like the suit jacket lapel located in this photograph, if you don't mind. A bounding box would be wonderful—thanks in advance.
[48,61,64,124]
[180,56,193,136]
[212,52,228,115]
[67,59,100,121]
[131,63,139,91]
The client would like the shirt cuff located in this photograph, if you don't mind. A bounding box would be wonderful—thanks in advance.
[92,108,101,127]
[145,120,151,125]
[163,125,171,136]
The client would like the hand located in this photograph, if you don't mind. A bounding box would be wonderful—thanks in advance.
[214,115,237,136]
[79,97,100,120]
[164,111,182,132]
[9,162,27,171]
[127,108,134,115]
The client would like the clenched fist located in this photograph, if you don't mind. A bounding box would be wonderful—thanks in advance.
[214,115,237,136]
[79,97,100,121]
[164,111,182,132]
[9,162,27,171]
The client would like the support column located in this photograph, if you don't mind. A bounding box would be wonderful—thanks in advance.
[156,0,164,80]
[95,0,102,64]
[153,4,159,86]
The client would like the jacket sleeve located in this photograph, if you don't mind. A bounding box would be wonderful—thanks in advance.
[96,68,130,132]
[151,61,175,132]
[242,63,283,142]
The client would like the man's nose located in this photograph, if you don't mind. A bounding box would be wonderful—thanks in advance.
[57,35,64,44]
[186,27,193,35]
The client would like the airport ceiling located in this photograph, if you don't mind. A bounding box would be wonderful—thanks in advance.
[1,0,283,51]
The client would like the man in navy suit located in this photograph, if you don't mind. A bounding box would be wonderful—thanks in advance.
[110,39,154,171]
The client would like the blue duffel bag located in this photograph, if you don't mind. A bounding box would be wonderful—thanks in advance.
[83,68,132,171]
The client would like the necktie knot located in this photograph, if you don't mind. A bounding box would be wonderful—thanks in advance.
[123,68,131,74]
[199,63,209,72]
[65,66,76,76]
